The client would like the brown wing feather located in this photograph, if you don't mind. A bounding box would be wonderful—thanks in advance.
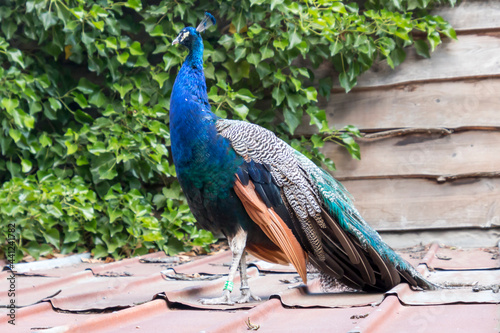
[234,176,308,283]
[245,243,290,265]
[321,208,359,264]
[367,246,401,289]
[354,247,376,285]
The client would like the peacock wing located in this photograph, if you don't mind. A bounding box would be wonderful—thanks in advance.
[216,119,370,287]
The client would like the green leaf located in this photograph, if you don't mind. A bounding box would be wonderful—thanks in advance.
[311,135,325,148]
[92,20,104,31]
[331,2,347,13]
[442,26,457,40]
[92,245,108,258]
[70,6,85,20]
[339,72,355,93]
[130,41,144,55]
[414,40,430,58]
[233,12,246,33]
[81,32,95,46]
[150,25,165,37]
[248,23,262,35]
[23,114,35,129]
[283,108,302,134]
[232,103,249,119]
[343,124,362,137]
[8,49,24,68]
[345,3,359,12]
[329,41,343,56]
[79,205,95,220]
[89,91,106,107]
[9,128,21,142]
[76,155,89,166]
[65,141,78,155]
[125,0,142,11]
[307,106,329,132]
[256,62,271,79]
[234,47,247,62]
[428,31,441,52]
[75,110,94,124]
[113,82,133,98]
[222,60,250,83]
[246,53,261,66]
[105,37,119,50]
[21,159,32,173]
[49,97,62,111]
[288,30,302,49]
[108,207,122,223]
[40,133,53,147]
[272,86,285,105]
[64,231,81,243]
[77,78,99,94]
[273,39,289,50]
[1,20,17,39]
[341,134,361,160]
[235,88,256,102]
[131,90,150,106]
[290,77,301,91]
[117,52,130,64]
[40,12,58,30]
[43,229,60,249]
[390,48,406,67]
[260,46,274,60]
[2,98,19,113]
[274,69,287,82]
[304,87,317,101]
[73,93,88,108]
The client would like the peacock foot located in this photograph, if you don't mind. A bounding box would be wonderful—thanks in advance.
[235,287,261,304]
[199,290,234,305]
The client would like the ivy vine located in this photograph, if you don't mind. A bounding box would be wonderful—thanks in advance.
[0,0,456,260]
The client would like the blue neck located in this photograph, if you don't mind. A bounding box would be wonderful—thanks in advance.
[170,35,219,168]
[169,30,244,197]
[185,37,204,70]
[171,36,211,115]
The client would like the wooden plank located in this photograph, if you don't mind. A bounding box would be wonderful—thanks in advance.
[340,178,500,230]
[332,33,500,89]
[432,0,500,32]
[296,78,500,133]
[379,229,500,248]
[323,131,500,178]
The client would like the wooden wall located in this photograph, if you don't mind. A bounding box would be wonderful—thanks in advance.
[302,0,500,246]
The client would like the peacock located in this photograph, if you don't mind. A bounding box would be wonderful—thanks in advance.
[170,13,436,305]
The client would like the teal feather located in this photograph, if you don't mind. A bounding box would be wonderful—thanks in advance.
[294,150,431,287]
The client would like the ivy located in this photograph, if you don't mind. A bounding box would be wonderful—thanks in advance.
[0,0,455,260]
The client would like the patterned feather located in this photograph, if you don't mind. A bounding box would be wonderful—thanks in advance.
[216,119,435,291]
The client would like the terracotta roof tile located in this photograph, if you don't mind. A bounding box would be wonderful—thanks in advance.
[1,243,499,332]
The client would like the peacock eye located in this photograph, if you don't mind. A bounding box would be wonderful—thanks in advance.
[180,31,190,42]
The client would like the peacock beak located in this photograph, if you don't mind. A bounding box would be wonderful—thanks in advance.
[172,36,180,45]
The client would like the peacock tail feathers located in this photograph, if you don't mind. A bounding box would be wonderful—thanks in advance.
[293,150,418,274]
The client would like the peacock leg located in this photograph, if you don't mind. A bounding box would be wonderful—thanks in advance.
[199,227,247,305]
[235,250,261,303]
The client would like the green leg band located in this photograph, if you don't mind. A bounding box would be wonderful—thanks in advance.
[223,281,233,292]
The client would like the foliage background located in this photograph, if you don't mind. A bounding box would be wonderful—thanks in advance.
[0,0,455,261]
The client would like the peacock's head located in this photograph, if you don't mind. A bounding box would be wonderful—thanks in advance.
[172,26,199,49]
[172,12,216,49]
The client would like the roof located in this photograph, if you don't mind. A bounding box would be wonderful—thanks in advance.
[1,243,499,332]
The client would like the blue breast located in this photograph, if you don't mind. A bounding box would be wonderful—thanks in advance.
[170,61,243,200]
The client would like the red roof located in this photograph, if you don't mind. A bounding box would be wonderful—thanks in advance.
[1,243,499,332]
